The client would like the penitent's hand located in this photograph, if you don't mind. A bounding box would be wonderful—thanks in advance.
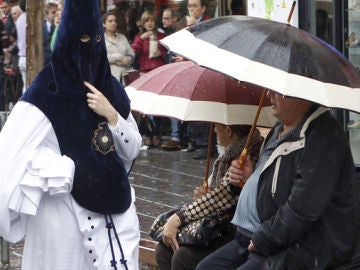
[84,81,118,126]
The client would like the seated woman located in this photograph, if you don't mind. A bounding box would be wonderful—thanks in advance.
[155,123,264,270]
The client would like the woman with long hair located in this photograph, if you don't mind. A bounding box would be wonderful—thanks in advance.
[102,11,135,84]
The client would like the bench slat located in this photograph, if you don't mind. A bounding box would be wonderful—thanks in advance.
[139,238,158,267]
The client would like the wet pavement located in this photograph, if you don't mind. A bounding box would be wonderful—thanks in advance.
[131,146,210,239]
[0,143,210,269]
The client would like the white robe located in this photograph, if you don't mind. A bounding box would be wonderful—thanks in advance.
[0,101,142,270]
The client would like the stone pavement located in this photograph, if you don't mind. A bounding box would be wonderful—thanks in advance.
[0,146,209,269]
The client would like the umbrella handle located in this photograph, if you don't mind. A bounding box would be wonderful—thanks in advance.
[202,179,208,190]
[287,1,296,24]
[203,123,214,191]
[238,148,248,169]
[237,89,267,187]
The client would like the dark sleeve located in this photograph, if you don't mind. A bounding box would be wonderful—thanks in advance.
[0,20,6,53]
[158,33,168,60]
[131,35,143,55]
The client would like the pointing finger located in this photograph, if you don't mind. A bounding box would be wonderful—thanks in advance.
[84,81,100,94]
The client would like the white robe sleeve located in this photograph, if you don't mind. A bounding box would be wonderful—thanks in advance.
[0,101,75,242]
[108,112,142,172]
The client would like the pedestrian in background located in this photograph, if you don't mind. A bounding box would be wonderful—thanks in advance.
[43,2,57,66]
[15,0,25,93]
[180,0,216,159]
[132,10,167,149]
[102,11,135,84]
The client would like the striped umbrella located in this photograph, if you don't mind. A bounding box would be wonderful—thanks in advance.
[126,61,276,127]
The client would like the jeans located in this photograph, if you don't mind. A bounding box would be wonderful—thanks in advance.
[171,119,180,141]
[196,238,266,270]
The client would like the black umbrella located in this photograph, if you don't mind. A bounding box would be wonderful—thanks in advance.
[161,15,360,113]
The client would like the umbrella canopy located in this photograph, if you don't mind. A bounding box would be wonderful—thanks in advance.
[161,16,360,113]
[126,61,276,127]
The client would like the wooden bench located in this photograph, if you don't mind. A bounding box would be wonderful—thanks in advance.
[139,238,158,269]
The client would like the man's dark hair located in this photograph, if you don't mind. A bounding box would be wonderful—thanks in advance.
[189,0,207,8]
[200,0,207,7]
[19,0,26,12]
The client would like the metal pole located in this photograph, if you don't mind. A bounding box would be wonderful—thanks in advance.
[0,237,10,266]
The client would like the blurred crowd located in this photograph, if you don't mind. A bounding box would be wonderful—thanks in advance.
[101,0,245,159]
[0,0,245,159]
[0,0,25,111]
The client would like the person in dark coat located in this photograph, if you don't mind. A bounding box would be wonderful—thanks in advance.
[43,2,57,66]
[194,92,360,270]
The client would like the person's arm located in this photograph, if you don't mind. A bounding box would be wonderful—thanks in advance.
[108,112,142,169]
[106,51,123,64]
[122,35,135,67]
[84,81,141,170]
[0,102,75,242]
[131,34,143,55]
[161,178,239,251]
[157,33,168,60]
[177,179,239,224]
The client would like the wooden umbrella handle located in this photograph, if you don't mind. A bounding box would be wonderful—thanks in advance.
[202,123,214,191]
[237,89,267,187]
[287,1,297,24]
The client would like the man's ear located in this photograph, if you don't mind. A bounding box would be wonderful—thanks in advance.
[201,6,206,14]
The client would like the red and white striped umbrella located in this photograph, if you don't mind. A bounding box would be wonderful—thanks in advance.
[126,61,276,127]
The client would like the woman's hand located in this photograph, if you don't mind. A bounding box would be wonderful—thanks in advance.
[162,214,181,252]
[151,49,161,58]
[122,56,133,66]
[194,185,209,200]
[140,31,153,40]
[115,60,123,66]
[228,155,254,187]
[84,81,118,126]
